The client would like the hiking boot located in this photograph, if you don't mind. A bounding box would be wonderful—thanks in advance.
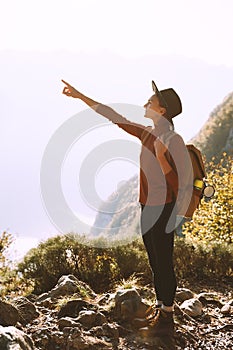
[145,304,161,321]
[138,309,174,337]
[132,305,161,329]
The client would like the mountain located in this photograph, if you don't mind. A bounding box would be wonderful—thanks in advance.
[190,92,233,162]
[91,93,233,238]
[90,175,140,240]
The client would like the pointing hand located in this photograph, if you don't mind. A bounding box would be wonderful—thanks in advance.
[61,80,82,99]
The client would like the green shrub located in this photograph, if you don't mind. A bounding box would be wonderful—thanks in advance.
[174,238,232,281]
[0,231,13,270]
[17,233,232,295]
[183,154,233,244]
[18,234,122,294]
[0,231,33,297]
[17,234,150,294]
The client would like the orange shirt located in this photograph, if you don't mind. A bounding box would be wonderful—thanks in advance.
[95,104,189,206]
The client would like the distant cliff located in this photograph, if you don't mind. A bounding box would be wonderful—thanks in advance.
[90,175,140,239]
[190,92,233,161]
[91,93,233,237]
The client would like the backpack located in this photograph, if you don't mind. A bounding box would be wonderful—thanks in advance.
[141,127,214,219]
[184,144,206,218]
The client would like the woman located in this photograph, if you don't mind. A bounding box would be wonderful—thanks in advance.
[61,79,189,337]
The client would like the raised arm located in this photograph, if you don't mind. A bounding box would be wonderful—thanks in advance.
[62,80,146,139]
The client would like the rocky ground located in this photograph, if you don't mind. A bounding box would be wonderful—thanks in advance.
[0,274,232,349]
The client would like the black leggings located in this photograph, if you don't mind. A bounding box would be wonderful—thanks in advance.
[140,202,177,306]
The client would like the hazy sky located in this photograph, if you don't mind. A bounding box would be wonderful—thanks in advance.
[1,0,233,66]
[1,0,233,259]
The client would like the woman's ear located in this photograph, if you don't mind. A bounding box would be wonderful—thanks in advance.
[160,107,167,116]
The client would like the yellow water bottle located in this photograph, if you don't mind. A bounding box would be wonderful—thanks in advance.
[194,178,204,191]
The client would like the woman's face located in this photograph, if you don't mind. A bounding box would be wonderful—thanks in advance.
[144,94,166,122]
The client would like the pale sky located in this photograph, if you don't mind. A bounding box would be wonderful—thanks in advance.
[1,0,233,66]
[1,0,233,258]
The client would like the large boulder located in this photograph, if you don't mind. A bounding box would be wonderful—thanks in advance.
[115,288,149,320]
[0,301,19,326]
[0,325,35,350]
[49,275,96,299]
[13,297,39,325]
[180,298,203,317]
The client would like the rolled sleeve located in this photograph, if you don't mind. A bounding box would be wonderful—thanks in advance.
[95,104,146,139]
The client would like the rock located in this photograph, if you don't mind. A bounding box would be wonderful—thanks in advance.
[31,326,65,349]
[13,297,39,325]
[49,274,96,299]
[87,325,104,337]
[221,303,232,315]
[77,310,97,328]
[0,300,20,326]
[35,297,54,309]
[77,310,107,328]
[48,330,65,346]
[23,294,38,303]
[197,292,223,307]
[115,288,140,304]
[57,299,94,318]
[102,323,119,340]
[35,292,49,303]
[121,298,148,320]
[58,317,82,329]
[175,288,194,302]
[67,328,111,349]
[0,325,35,350]
[89,323,119,340]
[96,293,111,305]
[115,288,148,320]
[1,274,231,350]
[58,310,107,331]
[180,298,203,317]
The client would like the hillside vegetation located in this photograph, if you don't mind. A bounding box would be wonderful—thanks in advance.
[190,92,233,162]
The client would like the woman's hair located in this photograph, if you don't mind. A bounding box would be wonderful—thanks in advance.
[158,96,174,129]
[169,119,174,129]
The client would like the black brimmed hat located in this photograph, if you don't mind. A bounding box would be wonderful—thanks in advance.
[152,80,182,118]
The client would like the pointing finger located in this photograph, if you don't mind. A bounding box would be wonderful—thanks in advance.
[61,79,71,87]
